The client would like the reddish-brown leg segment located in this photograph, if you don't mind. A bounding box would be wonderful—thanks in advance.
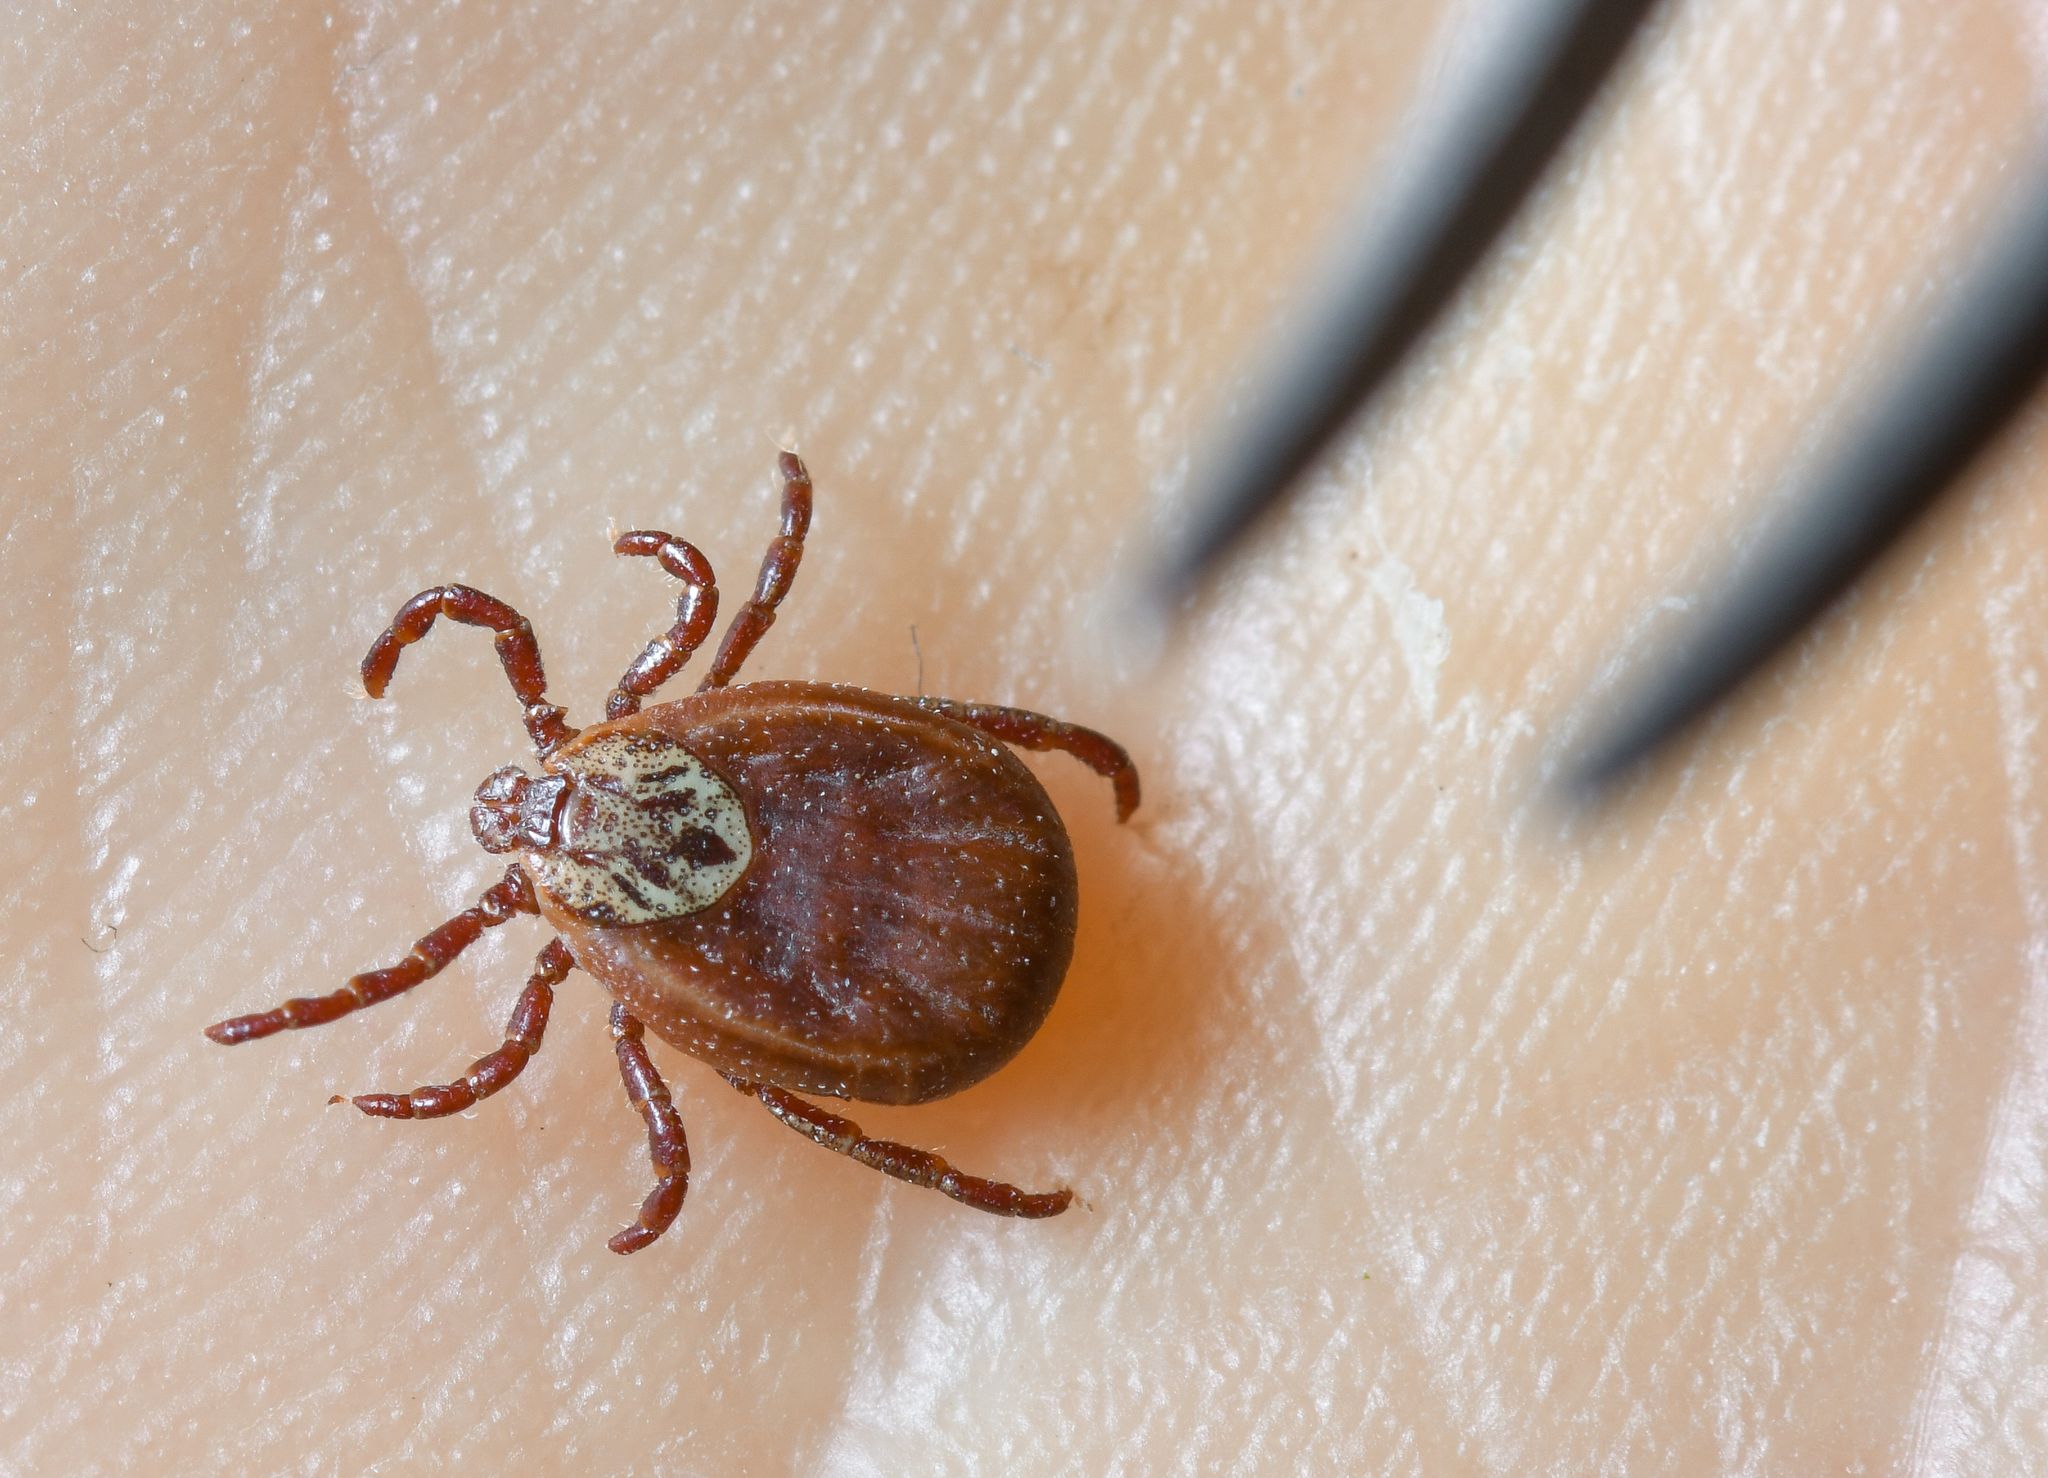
[342,937,573,1119]
[916,697,1141,822]
[204,866,540,1045]
[699,451,813,690]
[604,532,720,719]
[609,1005,691,1254]
[361,584,577,758]
[727,1075,1073,1219]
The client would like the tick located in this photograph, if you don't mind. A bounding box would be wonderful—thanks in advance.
[205,453,1137,1253]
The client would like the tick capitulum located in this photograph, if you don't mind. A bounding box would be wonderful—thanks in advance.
[206,453,1139,1253]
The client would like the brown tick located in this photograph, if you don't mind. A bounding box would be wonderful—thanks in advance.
[206,454,1137,1253]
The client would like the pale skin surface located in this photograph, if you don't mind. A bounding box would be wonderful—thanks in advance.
[6,0,2048,1470]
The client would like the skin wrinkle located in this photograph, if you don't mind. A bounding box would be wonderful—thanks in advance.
[454,33,726,391]
[802,1198,899,1475]
[1149,705,1470,1469]
[1373,460,1977,1464]
[324,21,566,531]
[535,21,865,464]
[302,71,480,560]
[11,0,2048,1470]
[1910,507,2048,1468]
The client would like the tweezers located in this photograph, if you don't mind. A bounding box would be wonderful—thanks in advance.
[1142,0,2048,801]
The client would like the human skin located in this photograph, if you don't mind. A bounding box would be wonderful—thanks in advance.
[6,0,2048,1470]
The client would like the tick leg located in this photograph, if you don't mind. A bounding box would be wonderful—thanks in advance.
[203,866,539,1045]
[342,937,572,1119]
[361,584,577,758]
[915,698,1141,822]
[699,451,813,690]
[609,1005,691,1254]
[726,1075,1073,1219]
[604,532,721,719]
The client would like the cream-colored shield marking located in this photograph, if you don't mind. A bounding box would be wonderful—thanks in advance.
[532,732,752,924]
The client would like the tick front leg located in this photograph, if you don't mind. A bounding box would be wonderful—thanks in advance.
[699,451,813,690]
[727,1076,1073,1219]
[916,697,1141,822]
[203,866,539,1045]
[361,584,577,758]
[604,531,720,719]
[608,1005,691,1254]
[342,938,572,1119]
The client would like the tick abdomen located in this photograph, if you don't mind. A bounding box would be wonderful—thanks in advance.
[540,681,1079,1104]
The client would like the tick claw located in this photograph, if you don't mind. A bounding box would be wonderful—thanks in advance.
[350,1092,415,1118]
[608,1226,657,1256]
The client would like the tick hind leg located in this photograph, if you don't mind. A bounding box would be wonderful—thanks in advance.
[204,866,540,1045]
[699,451,813,690]
[608,1006,692,1254]
[727,1076,1073,1219]
[916,697,1141,821]
[361,585,576,758]
[341,938,572,1119]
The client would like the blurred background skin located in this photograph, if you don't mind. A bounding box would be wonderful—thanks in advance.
[5,0,2048,1469]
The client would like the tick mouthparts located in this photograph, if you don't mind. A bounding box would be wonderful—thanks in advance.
[470,765,571,854]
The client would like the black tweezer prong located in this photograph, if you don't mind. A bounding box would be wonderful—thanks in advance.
[1565,153,2048,799]
[1144,0,1671,619]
